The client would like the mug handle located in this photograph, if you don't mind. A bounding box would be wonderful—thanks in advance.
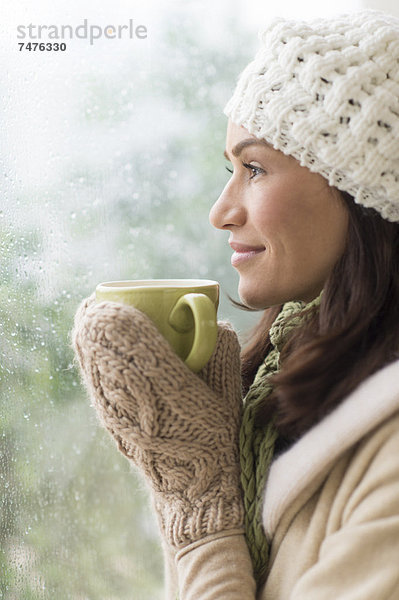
[168,293,218,373]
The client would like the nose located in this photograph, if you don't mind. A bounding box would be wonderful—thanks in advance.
[209,182,246,230]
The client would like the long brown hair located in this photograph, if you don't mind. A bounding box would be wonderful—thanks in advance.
[241,192,399,440]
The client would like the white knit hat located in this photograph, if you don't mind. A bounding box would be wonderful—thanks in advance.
[224,10,399,223]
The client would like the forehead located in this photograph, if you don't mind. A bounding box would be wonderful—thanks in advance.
[224,119,335,193]
[226,119,258,146]
[225,119,294,165]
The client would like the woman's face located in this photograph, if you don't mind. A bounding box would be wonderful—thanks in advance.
[209,120,349,309]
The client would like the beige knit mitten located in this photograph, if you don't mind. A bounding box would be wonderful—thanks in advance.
[72,294,244,549]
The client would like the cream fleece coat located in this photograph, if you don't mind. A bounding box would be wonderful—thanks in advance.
[164,357,399,599]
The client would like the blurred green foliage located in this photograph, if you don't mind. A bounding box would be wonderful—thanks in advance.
[1,8,256,599]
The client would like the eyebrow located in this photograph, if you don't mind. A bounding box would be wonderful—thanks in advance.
[223,138,271,160]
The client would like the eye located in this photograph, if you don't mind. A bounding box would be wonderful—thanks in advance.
[225,165,233,174]
[242,162,265,179]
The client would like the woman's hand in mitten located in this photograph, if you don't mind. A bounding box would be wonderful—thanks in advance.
[71,295,244,550]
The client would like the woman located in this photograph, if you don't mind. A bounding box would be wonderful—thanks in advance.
[73,9,399,599]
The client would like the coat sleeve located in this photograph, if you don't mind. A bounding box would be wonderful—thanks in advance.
[173,530,257,600]
[290,418,399,600]
[162,542,179,600]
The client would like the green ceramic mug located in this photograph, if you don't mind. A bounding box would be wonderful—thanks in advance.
[95,279,219,373]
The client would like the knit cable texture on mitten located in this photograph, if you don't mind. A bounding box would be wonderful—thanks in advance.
[72,295,245,549]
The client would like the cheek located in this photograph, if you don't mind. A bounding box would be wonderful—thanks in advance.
[257,188,347,265]
[254,191,305,246]
[289,197,349,273]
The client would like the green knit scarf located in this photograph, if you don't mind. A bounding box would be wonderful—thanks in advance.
[240,295,321,586]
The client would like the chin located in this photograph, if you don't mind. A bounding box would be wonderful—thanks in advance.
[238,283,273,310]
[238,281,299,310]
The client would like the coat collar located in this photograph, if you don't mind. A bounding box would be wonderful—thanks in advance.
[262,358,399,539]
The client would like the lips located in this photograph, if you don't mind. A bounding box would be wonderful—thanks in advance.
[229,240,265,267]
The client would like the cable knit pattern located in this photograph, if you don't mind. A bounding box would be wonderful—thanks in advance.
[225,10,399,222]
[72,295,244,549]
